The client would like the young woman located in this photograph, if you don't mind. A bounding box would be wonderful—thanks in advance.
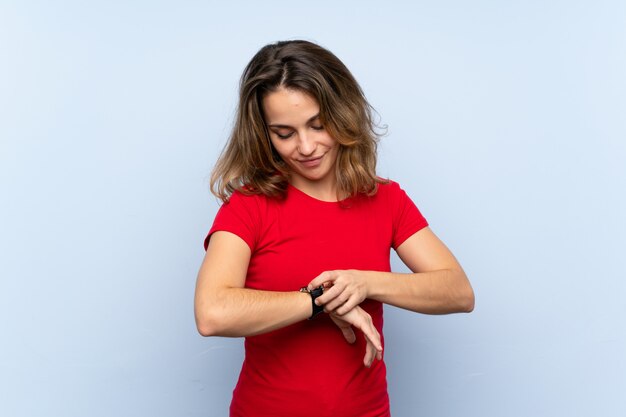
[194,40,474,417]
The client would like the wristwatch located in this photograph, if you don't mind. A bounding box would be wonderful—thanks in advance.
[300,285,325,319]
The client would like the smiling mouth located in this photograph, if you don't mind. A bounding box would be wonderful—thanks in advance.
[299,156,322,163]
[298,155,324,167]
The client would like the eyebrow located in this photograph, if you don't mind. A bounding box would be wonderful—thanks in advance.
[267,113,320,129]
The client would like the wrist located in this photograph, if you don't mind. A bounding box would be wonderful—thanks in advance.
[363,270,384,300]
[300,285,325,319]
[361,270,374,299]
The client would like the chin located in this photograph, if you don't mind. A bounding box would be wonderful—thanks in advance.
[302,171,330,181]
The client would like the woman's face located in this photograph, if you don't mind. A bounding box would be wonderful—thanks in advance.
[262,87,339,195]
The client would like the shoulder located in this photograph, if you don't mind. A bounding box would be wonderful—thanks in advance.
[207,190,274,251]
[373,178,405,200]
[350,179,406,211]
[218,188,288,227]
[213,190,270,228]
[222,188,271,210]
[373,178,426,219]
[375,178,401,192]
[376,180,429,248]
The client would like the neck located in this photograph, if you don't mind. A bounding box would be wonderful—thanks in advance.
[289,176,340,202]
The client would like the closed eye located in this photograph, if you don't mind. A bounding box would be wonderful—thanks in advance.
[273,130,294,139]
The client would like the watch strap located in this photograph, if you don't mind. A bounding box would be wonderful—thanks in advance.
[300,285,324,319]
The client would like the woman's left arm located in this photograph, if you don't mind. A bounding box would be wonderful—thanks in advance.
[307,227,475,315]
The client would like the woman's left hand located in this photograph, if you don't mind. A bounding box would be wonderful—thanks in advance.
[308,270,369,315]
[329,305,382,367]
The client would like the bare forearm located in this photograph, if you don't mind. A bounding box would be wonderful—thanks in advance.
[365,269,475,314]
[196,232,313,338]
[307,228,475,315]
[195,288,311,337]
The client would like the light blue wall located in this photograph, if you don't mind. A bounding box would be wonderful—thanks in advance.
[1,1,625,416]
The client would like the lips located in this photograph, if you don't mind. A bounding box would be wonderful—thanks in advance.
[298,155,324,168]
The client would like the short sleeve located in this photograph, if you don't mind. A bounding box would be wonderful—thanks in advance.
[203,191,261,251]
[390,182,429,249]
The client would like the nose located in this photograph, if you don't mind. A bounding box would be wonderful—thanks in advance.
[296,131,316,156]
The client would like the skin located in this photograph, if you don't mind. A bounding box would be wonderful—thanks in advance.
[307,229,475,316]
[194,87,474,368]
[264,87,340,201]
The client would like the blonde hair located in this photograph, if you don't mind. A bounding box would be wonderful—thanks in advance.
[211,40,385,202]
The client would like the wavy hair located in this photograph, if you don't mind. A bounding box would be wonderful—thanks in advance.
[211,40,385,202]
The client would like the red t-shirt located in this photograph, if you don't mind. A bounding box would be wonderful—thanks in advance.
[205,181,428,417]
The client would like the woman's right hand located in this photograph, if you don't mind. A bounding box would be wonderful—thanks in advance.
[329,306,383,367]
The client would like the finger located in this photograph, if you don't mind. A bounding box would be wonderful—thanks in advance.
[335,295,359,316]
[315,282,345,306]
[360,321,383,352]
[322,292,350,312]
[364,341,375,367]
[330,315,357,344]
[307,271,335,290]
[341,326,356,344]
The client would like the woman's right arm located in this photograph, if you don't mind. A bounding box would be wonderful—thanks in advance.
[194,230,312,337]
[194,231,383,365]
